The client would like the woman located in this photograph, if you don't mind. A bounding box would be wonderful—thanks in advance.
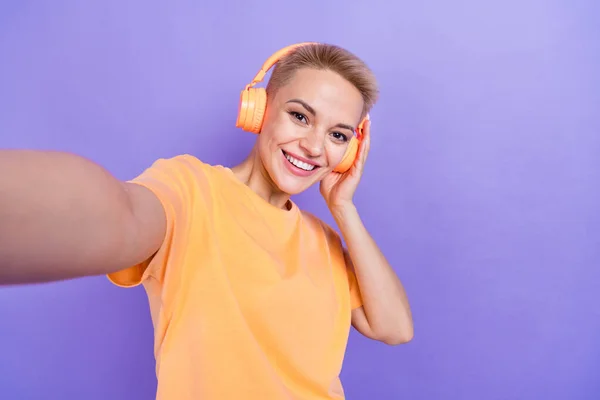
[0,42,413,399]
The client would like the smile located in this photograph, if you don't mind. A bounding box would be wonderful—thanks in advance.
[281,150,320,177]
[284,152,316,171]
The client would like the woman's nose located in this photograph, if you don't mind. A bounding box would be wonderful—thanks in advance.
[298,130,324,158]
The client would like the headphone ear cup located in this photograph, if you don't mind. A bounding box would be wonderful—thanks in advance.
[250,88,267,133]
[236,89,250,130]
[236,88,267,133]
[333,136,359,173]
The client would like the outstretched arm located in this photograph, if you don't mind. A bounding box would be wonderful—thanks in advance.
[0,150,166,285]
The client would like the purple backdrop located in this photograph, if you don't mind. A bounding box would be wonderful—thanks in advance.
[1,1,599,399]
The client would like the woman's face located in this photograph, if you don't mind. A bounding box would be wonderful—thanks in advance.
[257,68,364,196]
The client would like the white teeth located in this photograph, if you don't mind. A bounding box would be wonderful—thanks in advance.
[285,153,316,171]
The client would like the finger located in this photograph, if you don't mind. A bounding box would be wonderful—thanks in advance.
[351,119,371,173]
[353,135,369,174]
[360,121,371,164]
[361,116,371,141]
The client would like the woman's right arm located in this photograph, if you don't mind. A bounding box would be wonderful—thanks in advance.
[0,149,166,285]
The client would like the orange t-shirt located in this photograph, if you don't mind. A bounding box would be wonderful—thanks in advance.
[107,154,363,400]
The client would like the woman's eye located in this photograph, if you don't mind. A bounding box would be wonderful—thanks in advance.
[331,132,349,142]
[289,111,307,124]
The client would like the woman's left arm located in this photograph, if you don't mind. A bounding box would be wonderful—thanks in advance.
[331,204,413,345]
[320,118,413,345]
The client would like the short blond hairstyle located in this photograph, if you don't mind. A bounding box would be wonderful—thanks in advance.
[265,43,379,118]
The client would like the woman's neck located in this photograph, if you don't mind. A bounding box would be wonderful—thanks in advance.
[230,147,292,210]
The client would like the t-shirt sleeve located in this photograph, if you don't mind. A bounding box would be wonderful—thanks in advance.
[106,155,196,288]
[317,216,364,310]
[343,248,364,310]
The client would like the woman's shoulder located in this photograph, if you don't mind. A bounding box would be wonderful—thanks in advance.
[130,154,236,204]
[140,154,230,181]
[149,153,216,171]
[300,210,343,244]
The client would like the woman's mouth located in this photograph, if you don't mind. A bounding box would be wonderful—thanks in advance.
[281,150,320,177]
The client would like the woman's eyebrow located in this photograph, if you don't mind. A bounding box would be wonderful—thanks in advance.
[333,122,355,133]
[286,99,316,116]
[286,99,355,132]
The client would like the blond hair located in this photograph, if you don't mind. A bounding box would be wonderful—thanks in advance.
[265,43,379,118]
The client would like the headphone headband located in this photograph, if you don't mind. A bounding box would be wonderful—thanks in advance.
[245,42,318,90]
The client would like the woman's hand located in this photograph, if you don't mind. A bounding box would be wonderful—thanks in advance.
[320,118,371,210]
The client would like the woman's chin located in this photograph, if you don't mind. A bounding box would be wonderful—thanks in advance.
[274,178,310,196]
[271,171,316,196]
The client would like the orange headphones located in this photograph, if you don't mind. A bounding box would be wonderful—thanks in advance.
[235,42,369,174]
